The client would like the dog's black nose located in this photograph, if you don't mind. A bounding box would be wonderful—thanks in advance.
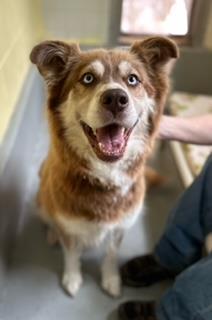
[101,89,129,115]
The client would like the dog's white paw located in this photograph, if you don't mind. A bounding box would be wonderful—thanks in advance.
[62,272,83,297]
[102,273,121,297]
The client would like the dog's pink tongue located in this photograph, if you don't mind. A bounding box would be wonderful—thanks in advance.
[96,125,125,153]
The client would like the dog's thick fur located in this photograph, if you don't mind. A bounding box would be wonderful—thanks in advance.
[30,37,178,297]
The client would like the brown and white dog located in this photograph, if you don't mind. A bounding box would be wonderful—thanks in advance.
[30,37,178,297]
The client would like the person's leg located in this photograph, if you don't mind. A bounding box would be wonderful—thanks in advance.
[119,255,212,320]
[155,154,212,273]
[121,155,212,287]
[157,254,212,320]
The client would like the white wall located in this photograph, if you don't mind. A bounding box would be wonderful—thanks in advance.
[42,0,112,45]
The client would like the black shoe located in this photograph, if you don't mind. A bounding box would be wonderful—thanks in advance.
[118,300,157,320]
[121,254,173,287]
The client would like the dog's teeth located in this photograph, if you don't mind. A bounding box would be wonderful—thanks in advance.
[98,142,103,149]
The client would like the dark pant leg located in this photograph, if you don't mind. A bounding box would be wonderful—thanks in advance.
[155,155,212,273]
[157,255,212,320]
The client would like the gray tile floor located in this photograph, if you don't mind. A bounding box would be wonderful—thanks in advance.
[0,119,183,320]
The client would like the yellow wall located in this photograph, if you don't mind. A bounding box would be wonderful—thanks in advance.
[0,0,44,143]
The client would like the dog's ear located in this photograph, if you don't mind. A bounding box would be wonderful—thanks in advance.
[131,37,179,71]
[30,40,80,85]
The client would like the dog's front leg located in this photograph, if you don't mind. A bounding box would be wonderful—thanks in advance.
[101,228,123,297]
[60,233,83,297]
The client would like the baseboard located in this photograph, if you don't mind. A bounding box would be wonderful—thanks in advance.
[0,68,45,282]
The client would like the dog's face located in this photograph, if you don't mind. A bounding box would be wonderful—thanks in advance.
[30,38,178,163]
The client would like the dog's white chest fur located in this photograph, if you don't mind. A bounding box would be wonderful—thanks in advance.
[89,158,134,195]
[58,202,144,247]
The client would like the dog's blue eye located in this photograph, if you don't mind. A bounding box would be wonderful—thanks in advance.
[82,73,95,84]
[127,74,140,87]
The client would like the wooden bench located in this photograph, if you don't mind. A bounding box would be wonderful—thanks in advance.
[168,92,212,187]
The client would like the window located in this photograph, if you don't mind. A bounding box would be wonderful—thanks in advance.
[120,0,194,40]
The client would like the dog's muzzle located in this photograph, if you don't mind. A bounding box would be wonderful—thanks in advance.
[100,89,129,117]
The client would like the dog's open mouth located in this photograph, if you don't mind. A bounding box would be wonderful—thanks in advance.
[81,122,135,162]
